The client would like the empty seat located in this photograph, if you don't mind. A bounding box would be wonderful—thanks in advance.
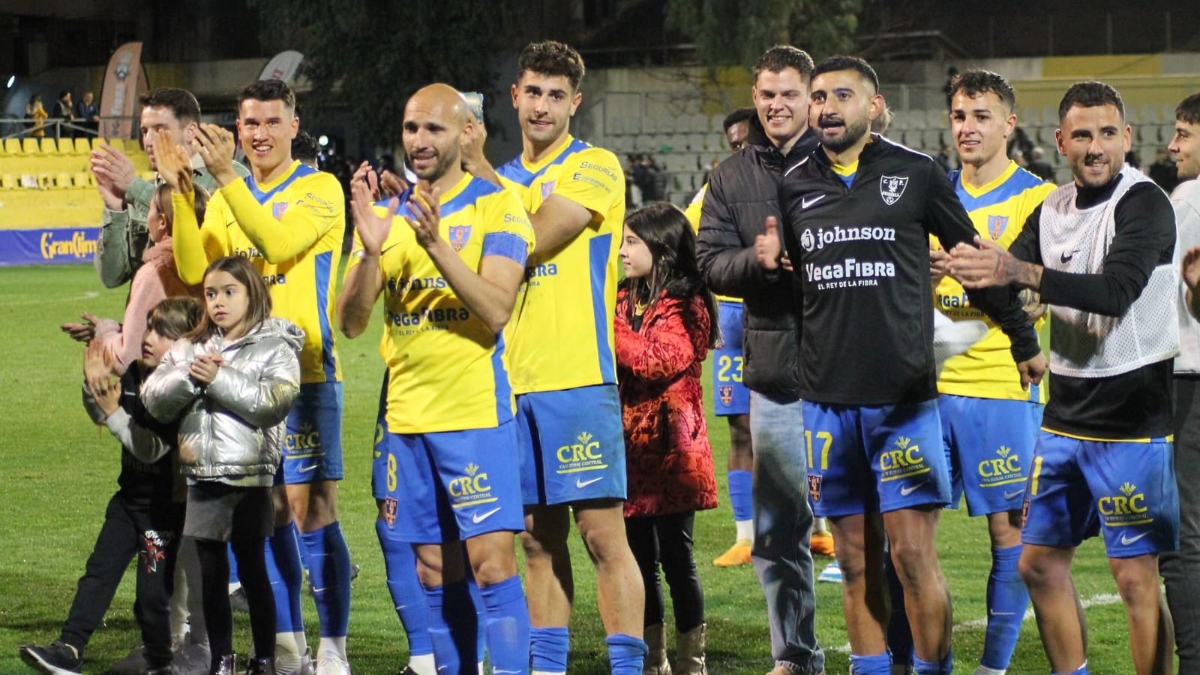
[73,138,91,154]
[0,174,16,189]
[73,172,92,188]
[22,138,41,154]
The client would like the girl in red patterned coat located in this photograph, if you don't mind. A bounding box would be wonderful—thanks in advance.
[615,202,719,675]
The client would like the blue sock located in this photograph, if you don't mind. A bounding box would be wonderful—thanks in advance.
[300,522,352,637]
[265,523,306,633]
[983,544,1029,670]
[375,519,432,657]
[530,627,569,673]
[466,574,487,663]
[884,552,913,667]
[605,634,647,675]
[1055,664,1088,675]
[425,581,478,675]
[849,652,891,675]
[727,470,753,523]
[228,543,240,584]
[479,576,531,674]
[913,649,952,675]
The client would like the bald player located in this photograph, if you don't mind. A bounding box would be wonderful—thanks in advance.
[338,84,535,675]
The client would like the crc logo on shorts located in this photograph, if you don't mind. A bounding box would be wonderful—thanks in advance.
[718,385,733,406]
[448,225,472,252]
[448,462,495,508]
[1098,482,1151,526]
[808,474,822,503]
[977,446,1024,488]
[555,431,607,474]
[285,423,322,458]
[879,436,929,482]
[880,175,908,206]
[383,497,399,525]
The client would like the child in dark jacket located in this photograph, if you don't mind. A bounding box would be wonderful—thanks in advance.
[614,203,719,675]
[19,297,203,675]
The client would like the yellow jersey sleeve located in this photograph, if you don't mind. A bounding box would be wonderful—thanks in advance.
[219,168,343,264]
[936,163,1055,401]
[171,189,234,286]
[551,147,624,221]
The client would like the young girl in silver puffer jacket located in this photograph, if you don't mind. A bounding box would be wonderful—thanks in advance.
[143,255,302,675]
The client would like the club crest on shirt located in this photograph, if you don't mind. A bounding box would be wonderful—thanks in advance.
[988,215,1008,240]
[383,497,398,525]
[808,474,822,503]
[448,225,472,252]
[718,385,733,406]
[272,201,289,220]
[880,175,908,206]
[540,180,557,200]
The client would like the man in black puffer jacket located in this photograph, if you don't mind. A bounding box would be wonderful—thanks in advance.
[696,44,825,675]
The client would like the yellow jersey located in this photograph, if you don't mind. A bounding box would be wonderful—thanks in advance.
[935,161,1055,402]
[345,174,535,434]
[172,161,345,384]
[497,136,625,394]
[685,182,740,303]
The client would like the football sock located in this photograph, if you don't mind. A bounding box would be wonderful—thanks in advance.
[605,634,647,675]
[375,519,433,657]
[479,575,531,675]
[982,545,1028,671]
[530,626,570,675]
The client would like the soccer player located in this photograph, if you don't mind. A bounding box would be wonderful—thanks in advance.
[771,56,1046,675]
[167,80,349,675]
[337,82,533,675]
[683,106,760,567]
[460,41,648,675]
[1166,91,1200,674]
[90,87,247,289]
[949,81,1179,675]
[932,70,1055,675]
[695,45,825,675]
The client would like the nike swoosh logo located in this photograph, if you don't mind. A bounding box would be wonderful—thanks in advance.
[900,480,927,496]
[576,476,604,488]
[988,609,1015,616]
[472,507,502,524]
[1003,489,1024,500]
[802,194,826,209]
[1120,530,1151,546]
[297,464,318,473]
[1060,250,1078,263]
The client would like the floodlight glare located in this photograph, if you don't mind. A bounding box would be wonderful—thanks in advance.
[318,135,329,147]
[6,75,14,88]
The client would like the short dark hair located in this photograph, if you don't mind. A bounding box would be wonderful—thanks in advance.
[517,41,585,91]
[147,297,203,340]
[753,45,815,83]
[949,70,1015,112]
[237,80,296,113]
[1058,81,1124,123]
[291,131,320,163]
[139,87,202,125]
[812,55,880,93]
[1177,93,1200,126]
[722,108,756,133]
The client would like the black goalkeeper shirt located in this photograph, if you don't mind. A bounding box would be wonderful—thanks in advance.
[778,135,1041,406]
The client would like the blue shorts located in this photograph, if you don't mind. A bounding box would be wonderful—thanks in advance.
[803,399,951,517]
[278,382,344,484]
[712,301,750,417]
[516,384,627,506]
[377,419,525,544]
[940,394,1042,516]
[1022,431,1179,558]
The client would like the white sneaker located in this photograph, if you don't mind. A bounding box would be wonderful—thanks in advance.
[818,560,843,584]
[316,649,352,675]
[933,312,988,374]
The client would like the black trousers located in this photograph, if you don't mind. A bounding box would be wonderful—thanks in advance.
[1162,376,1200,671]
[625,511,705,633]
[60,493,184,668]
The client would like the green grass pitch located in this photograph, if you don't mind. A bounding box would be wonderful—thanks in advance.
[0,263,1141,674]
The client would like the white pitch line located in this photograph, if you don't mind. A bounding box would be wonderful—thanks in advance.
[833,592,1122,654]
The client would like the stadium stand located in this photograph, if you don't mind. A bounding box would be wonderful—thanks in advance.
[0,138,150,226]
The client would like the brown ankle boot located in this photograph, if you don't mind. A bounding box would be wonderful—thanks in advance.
[643,623,672,675]
[674,624,708,675]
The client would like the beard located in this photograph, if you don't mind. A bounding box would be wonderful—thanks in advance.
[819,116,870,154]
[409,145,459,182]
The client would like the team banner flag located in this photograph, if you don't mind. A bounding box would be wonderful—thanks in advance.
[259,50,304,82]
[99,42,148,140]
